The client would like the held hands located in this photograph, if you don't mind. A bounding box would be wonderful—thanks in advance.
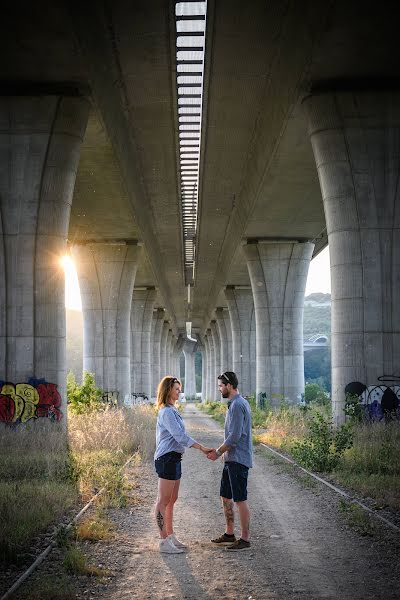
[200,445,213,455]
[206,449,219,461]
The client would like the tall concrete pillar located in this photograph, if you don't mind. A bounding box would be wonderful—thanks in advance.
[130,288,156,400]
[243,241,313,406]
[199,337,208,402]
[159,321,169,378]
[216,308,229,372]
[207,327,218,401]
[72,242,142,404]
[151,308,165,397]
[173,335,185,380]
[166,329,173,374]
[0,95,89,419]
[183,341,196,400]
[304,91,400,423]
[204,331,211,402]
[225,287,255,397]
[223,308,233,369]
[210,320,221,383]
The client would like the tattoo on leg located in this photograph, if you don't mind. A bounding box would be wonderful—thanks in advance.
[156,511,164,532]
[223,499,234,525]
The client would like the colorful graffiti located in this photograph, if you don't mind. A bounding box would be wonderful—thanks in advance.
[345,376,400,421]
[0,380,63,423]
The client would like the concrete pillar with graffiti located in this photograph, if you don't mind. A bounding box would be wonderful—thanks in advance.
[243,240,314,408]
[71,242,142,405]
[224,287,255,398]
[0,95,89,425]
[304,91,400,423]
[130,287,156,403]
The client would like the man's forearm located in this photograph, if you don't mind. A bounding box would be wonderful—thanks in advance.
[216,442,231,456]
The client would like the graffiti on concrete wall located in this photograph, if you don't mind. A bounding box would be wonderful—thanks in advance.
[345,376,400,420]
[0,379,63,423]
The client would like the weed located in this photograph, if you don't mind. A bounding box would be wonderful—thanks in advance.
[76,515,114,541]
[21,577,76,599]
[338,499,376,536]
[63,545,110,576]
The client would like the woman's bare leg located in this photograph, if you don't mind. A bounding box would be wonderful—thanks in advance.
[155,478,176,539]
[164,480,180,535]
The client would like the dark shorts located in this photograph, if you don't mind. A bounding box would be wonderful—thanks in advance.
[220,461,249,502]
[155,451,182,480]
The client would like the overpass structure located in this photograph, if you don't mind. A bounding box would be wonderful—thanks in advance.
[0,1,399,424]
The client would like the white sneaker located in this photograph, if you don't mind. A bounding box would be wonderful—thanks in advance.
[169,533,187,548]
[159,537,184,554]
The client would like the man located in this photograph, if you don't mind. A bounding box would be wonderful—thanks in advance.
[207,371,253,551]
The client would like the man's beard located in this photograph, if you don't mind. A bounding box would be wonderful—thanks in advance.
[221,392,229,399]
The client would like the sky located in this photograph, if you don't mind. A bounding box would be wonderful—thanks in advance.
[62,245,331,310]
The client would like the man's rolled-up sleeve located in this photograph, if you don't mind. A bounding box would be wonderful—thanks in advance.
[162,409,196,447]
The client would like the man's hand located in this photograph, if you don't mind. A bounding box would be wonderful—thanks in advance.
[200,446,213,455]
[207,449,219,461]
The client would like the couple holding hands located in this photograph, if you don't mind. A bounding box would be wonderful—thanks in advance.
[154,371,252,554]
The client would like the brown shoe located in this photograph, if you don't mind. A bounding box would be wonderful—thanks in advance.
[211,533,236,546]
[225,538,251,551]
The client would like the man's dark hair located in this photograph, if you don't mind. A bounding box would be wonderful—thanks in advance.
[218,371,238,388]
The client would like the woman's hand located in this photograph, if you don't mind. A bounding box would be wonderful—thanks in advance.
[200,445,213,455]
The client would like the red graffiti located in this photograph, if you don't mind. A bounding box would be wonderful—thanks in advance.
[37,383,62,421]
[0,394,15,422]
[0,382,63,423]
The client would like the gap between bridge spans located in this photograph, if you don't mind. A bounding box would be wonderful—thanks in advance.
[260,443,400,534]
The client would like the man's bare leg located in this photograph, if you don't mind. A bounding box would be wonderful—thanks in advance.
[236,500,250,541]
[222,496,235,535]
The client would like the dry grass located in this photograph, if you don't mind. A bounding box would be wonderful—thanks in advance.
[0,406,156,563]
[63,546,111,576]
[333,421,400,510]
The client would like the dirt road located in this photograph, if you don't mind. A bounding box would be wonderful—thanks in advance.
[11,404,400,599]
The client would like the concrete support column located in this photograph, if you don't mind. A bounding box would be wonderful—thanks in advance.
[172,334,184,380]
[151,308,165,397]
[72,242,141,404]
[223,308,233,369]
[210,320,221,382]
[200,338,208,402]
[304,91,400,422]
[216,308,229,372]
[183,340,197,400]
[224,287,255,397]
[204,332,212,401]
[159,321,169,378]
[243,241,314,406]
[130,288,156,400]
[207,327,217,401]
[166,329,173,374]
[0,96,89,417]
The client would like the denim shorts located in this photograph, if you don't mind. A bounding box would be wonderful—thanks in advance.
[155,451,182,480]
[220,461,249,502]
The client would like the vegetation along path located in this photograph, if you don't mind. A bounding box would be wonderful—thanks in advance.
[11,405,400,599]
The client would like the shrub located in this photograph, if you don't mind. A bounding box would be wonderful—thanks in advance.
[67,371,104,415]
[304,383,330,406]
[290,412,353,472]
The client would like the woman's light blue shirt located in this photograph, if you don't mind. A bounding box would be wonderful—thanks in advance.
[154,405,196,460]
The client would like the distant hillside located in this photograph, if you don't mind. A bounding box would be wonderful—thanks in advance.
[304,293,331,307]
[303,294,331,341]
[66,309,83,382]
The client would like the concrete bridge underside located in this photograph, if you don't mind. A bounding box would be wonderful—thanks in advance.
[1,1,399,423]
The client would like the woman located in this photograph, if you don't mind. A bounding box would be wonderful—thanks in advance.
[154,376,211,553]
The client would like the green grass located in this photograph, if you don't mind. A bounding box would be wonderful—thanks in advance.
[333,421,400,510]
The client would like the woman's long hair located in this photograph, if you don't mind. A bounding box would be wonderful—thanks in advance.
[156,376,181,410]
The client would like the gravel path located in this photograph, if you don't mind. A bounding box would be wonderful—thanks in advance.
[7,404,400,599]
